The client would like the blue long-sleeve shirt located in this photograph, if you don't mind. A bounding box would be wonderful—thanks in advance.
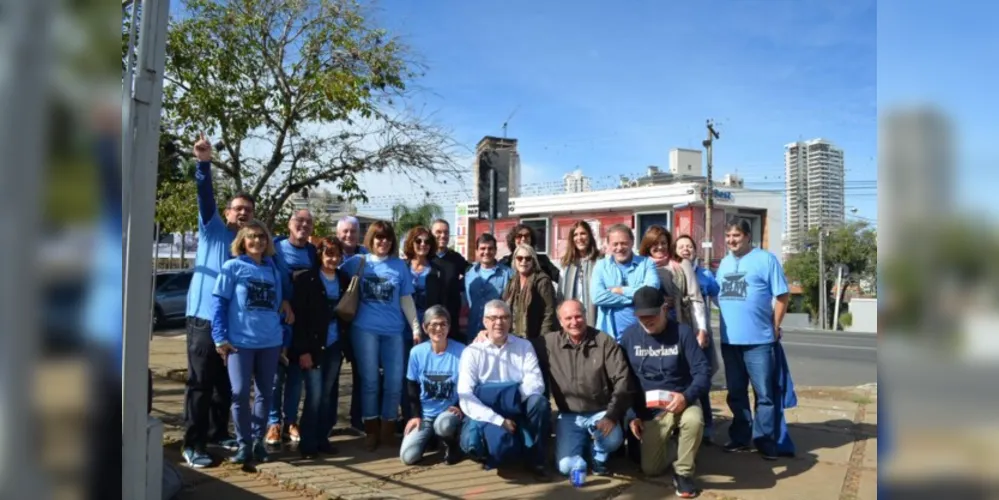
[186,161,236,320]
[211,255,285,349]
[463,263,514,339]
[590,254,661,340]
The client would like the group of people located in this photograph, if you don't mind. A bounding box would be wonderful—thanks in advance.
[178,136,793,498]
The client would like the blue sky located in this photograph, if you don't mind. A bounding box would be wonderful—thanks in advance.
[365,0,879,221]
[878,0,999,220]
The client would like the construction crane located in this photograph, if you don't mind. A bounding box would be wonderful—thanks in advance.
[501,105,520,139]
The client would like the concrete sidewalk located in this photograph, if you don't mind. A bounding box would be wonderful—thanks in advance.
[151,333,878,499]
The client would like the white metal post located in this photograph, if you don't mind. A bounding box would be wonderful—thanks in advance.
[122,0,171,498]
[0,0,52,497]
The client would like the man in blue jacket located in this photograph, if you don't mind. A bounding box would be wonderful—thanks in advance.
[619,287,710,498]
[182,134,293,468]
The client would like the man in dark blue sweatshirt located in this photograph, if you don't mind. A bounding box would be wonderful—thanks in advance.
[618,286,710,499]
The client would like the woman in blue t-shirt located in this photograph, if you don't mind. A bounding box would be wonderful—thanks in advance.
[290,236,352,458]
[675,234,722,443]
[400,305,465,465]
[340,221,422,451]
[400,226,446,425]
[211,220,286,464]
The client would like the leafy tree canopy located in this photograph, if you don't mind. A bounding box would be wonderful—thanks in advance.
[392,201,443,237]
[159,0,462,226]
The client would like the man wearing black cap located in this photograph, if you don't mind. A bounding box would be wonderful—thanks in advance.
[618,286,710,498]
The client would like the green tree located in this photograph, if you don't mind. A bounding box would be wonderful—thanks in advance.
[784,221,877,327]
[392,201,442,236]
[161,0,461,226]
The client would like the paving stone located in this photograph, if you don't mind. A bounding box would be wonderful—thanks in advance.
[858,470,878,500]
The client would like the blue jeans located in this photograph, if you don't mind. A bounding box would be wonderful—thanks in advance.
[460,393,550,468]
[299,343,344,453]
[268,361,303,427]
[554,410,624,475]
[354,330,404,421]
[399,412,461,465]
[227,346,281,446]
[721,342,779,455]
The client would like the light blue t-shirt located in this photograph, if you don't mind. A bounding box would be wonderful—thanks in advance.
[277,239,313,270]
[341,255,414,335]
[320,272,341,346]
[406,340,465,419]
[212,256,284,349]
[716,248,789,345]
[411,266,430,323]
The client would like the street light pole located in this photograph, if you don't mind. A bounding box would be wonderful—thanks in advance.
[817,228,827,329]
[702,120,720,266]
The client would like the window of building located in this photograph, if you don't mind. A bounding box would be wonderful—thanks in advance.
[520,218,550,254]
[635,212,672,240]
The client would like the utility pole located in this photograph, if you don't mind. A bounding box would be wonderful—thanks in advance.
[702,120,720,266]
[817,228,827,330]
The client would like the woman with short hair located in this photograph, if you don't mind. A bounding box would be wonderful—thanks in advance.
[290,236,352,458]
[400,306,465,465]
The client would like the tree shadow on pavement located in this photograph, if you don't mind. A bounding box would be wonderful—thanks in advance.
[696,417,877,492]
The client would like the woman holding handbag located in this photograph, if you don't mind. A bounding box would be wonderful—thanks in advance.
[290,237,352,458]
[339,221,422,451]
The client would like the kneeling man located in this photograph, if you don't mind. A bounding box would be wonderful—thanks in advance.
[536,300,632,477]
[457,300,550,480]
[619,287,710,498]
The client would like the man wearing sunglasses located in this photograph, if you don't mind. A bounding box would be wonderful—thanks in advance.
[618,287,710,498]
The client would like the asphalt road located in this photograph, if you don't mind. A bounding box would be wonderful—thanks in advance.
[711,329,878,388]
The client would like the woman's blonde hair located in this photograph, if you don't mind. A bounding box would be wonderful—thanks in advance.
[230,220,276,257]
[510,243,542,275]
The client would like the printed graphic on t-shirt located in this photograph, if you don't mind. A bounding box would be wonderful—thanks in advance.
[246,279,277,309]
[720,272,748,300]
[362,275,395,303]
[421,372,456,401]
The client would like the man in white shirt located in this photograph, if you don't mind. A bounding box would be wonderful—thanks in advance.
[457,300,551,480]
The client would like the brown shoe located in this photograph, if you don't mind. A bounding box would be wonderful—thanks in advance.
[364,419,381,451]
[287,423,301,443]
[265,424,282,445]
[380,419,397,448]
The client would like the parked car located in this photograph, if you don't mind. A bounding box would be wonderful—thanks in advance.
[154,269,192,329]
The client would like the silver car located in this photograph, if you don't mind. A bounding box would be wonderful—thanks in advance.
[154,269,193,329]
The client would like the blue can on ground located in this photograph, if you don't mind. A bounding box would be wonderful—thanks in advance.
[570,467,587,487]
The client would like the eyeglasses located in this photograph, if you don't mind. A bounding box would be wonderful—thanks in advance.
[425,321,448,329]
[415,238,431,245]
[516,232,531,239]
[514,256,531,262]
[291,217,313,225]
[246,232,267,240]
[484,315,511,322]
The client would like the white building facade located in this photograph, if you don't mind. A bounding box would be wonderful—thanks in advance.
[784,138,845,253]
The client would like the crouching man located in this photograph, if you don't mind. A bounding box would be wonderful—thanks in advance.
[619,287,711,499]
[457,300,551,481]
[535,300,633,478]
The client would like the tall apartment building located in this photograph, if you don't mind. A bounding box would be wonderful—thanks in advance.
[563,169,591,193]
[784,138,845,252]
[473,136,521,200]
[878,106,952,260]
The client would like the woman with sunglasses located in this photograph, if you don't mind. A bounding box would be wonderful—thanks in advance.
[340,221,422,451]
[400,227,446,427]
[211,220,287,465]
[502,243,558,339]
[289,236,352,458]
